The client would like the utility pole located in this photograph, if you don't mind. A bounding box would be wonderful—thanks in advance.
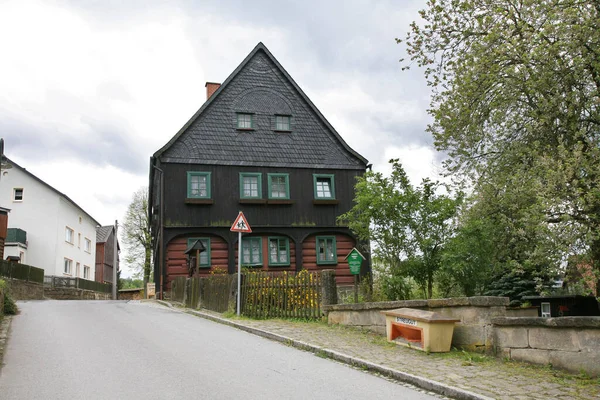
[113,220,118,300]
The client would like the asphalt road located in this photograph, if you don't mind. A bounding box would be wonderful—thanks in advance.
[0,300,438,400]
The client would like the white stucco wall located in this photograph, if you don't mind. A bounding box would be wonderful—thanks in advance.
[4,243,28,263]
[56,197,96,279]
[0,164,97,278]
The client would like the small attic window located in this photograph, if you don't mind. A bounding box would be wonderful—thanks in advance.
[237,113,254,130]
[13,188,23,201]
[275,115,291,131]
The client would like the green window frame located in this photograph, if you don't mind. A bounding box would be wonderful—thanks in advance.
[267,173,290,199]
[268,237,290,266]
[187,237,211,268]
[237,113,254,129]
[274,115,291,131]
[241,237,262,266]
[316,236,337,265]
[239,173,262,199]
[187,172,211,198]
[313,174,335,199]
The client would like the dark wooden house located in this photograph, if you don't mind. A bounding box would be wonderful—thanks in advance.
[149,43,370,298]
[95,225,119,284]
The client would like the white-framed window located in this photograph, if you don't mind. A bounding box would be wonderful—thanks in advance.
[64,258,73,275]
[237,113,254,129]
[76,262,81,277]
[78,233,81,248]
[541,302,551,317]
[84,238,92,253]
[240,173,262,199]
[13,188,24,201]
[84,265,90,279]
[313,174,335,199]
[65,227,74,244]
[19,251,25,263]
[275,115,291,131]
[187,172,211,198]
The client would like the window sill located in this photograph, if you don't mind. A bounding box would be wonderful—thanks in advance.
[239,199,267,204]
[185,198,214,205]
[273,129,292,133]
[269,264,291,267]
[313,199,339,205]
[267,199,294,205]
[242,264,263,268]
[317,262,338,266]
[236,128,255,131]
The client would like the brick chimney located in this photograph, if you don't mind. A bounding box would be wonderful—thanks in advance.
[205,82,221,100]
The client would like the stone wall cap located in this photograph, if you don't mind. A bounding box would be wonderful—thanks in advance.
[323,299,428,312]
[492,316,600,328]
[381,307,461,323]
[322,296,510,312]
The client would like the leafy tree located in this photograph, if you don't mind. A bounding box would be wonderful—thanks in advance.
[401,0,600,294]
[339,159,461,298]
[121,187,153,290]
[119,277,144,289]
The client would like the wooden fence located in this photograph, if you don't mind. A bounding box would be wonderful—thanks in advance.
[44,276,112,294]
[170,270,333,320]
[0,260,44,283]
[202,274,235,313]
[240,270,322,319]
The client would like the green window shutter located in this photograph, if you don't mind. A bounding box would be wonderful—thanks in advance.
[239,173,262,199]
[187,172,211,198]
[241,237,263,267]
[267,173,290,199]
[313,174,335,199]
[268,237,290,266]
[316,236,337,265]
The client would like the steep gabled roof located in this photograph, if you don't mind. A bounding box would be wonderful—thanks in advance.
[153,42,368,169]
[1,156,101,226]
[96,225,113,243]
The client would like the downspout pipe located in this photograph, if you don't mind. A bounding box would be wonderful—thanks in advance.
[151,161,165,299]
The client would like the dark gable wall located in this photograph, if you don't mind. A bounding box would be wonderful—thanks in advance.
[162,163,362,228]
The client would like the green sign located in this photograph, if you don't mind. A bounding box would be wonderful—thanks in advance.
[346,248,365,275]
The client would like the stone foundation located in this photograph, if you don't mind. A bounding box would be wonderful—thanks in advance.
[44,287,112,300]
[5,279,44,300]
[492,317,600,377]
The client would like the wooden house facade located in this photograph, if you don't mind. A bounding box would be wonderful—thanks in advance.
[149,43,370,297]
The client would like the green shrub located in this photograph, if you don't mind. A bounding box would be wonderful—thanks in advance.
[0,280,18,315]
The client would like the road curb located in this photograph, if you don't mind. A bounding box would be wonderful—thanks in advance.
[180,307,492,400]
[0,315,12,371]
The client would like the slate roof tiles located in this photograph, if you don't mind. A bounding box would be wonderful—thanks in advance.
[155,43,368,170]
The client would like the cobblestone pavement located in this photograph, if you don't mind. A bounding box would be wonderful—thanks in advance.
[156,302,600,400]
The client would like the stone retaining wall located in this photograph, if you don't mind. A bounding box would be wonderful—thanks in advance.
[492,317,600,377]
[5,279,44,300]
[324,296,536,352]
[44,287,112,300]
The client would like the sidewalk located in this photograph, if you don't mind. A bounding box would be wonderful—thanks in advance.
[156,301,599,400]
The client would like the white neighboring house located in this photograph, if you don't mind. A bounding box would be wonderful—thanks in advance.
[0,157,99,279]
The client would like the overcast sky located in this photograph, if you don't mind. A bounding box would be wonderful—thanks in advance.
[0,0,440,276]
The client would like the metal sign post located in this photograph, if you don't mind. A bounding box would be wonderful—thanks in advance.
[345,248,366,304]
[230,211,252,316]
[237,231,242,315]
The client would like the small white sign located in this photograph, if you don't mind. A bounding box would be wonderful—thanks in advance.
[396,317,417,326]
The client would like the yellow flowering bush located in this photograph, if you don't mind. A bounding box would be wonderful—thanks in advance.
[242,269,321,319]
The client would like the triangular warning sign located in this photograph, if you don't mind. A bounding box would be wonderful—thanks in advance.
[230,211,252,233]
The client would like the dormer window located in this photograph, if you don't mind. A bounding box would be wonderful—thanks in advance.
[237,113,254,130]
[275,115,291,131]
